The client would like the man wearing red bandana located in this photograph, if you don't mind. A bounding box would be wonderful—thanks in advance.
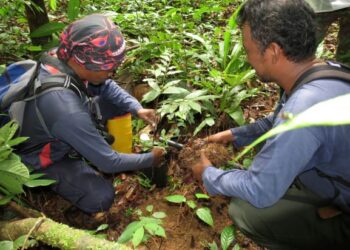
[17,14,164,215]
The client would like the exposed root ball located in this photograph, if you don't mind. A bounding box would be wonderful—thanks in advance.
[178,139,231,169]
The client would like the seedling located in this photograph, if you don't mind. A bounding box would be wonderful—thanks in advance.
[117,205,166,247]
[164,193,214,227]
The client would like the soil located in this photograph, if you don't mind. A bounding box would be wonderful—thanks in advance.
[178,139,232,169]
[19,86,276,250]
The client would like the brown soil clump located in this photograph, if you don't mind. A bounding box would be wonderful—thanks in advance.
[178,139,232,169]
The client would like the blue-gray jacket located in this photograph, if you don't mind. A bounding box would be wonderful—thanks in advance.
[18,62,154,173]
[203,78,350,213]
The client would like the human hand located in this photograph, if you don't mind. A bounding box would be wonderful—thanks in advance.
[206,130,234,144]
[137,108,158,128]
[151,147,166,167]
[191,151,212,182]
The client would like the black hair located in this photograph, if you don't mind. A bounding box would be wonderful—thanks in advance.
[237,0,317,62]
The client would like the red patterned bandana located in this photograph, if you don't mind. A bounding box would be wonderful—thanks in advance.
[57,14,125,71]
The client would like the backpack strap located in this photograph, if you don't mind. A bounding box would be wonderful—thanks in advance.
[290,61,350,96]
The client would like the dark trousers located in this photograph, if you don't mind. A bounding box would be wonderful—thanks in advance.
[228,185,350,249]
[37,97,127,213]
[316,8,350,65]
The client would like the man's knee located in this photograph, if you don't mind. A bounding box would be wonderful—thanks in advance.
[76,181,115,213]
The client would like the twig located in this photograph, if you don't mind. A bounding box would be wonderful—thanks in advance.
[125,45,140,52]
[21,216,46,250]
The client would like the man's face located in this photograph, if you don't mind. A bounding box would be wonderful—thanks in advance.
[242,24,273,83]
[77,67,115,85]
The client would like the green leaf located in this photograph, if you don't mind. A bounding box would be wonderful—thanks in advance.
[0,154,29,194]
[196,207,214,227]
[185,90,208,99]
[163,87,190,95]
[49,0,57,10]
[146,205,154,213]
[132,226,144,247]
[220,226,235,250]
[96,224,109,232]
[117,221,142,243]
[144,223,166,237]
[195,193,210,199]
[152,211,166,219]
[235,93,350,161]
[24,179,56,188]
[187,101,202,113]
[186,200,197,209]
[30,22,66,38]
[68,0,80,21]
[142,89,161,103]
[228,108,245,126]
[194,117,215,136]
[164,194,186,203]
[232,243,241,250]
[13,235,37,249]
[7,137,28,147]
[0,195,13,205]
[208,241,219,250]
[0,241,13,250]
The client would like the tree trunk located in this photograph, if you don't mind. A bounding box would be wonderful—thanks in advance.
[0,218,130,250]
[25,0,51,45]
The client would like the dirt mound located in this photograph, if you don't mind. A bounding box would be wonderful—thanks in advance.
[178,139,232,169]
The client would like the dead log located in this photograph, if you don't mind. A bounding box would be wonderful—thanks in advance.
[0,218,130,250]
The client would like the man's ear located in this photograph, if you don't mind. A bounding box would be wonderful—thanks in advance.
[266,42,283,64]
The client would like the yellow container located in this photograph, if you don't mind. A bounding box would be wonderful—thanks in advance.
[106,113,132,153]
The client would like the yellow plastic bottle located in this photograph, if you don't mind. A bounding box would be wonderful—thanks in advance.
[106,113,132,153]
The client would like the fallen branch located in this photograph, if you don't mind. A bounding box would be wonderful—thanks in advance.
[0,218,131,250]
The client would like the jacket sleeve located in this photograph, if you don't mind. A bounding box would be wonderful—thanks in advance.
[88,80,142,116]
[203,126,321,208]
[231,115,274,148]
[39,90,153,173]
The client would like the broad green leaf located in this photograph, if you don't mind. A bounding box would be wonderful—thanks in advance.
[25,179,56,188]
[144,79,161,91]
[132,226,144,247]
[164,194,186,203]
[195,193,210,199]
[144,223,166,237]
[152,211,166,219]
[163,87,190,95]
[186,200,197,209]
[28,173,46,180]
[228,108,245,126]
[68,0,80,21]
[196,207,214,227]
[235,93,350,161]
[30,22,66,38]
[142,89,161,103]
[146,205,154,213]
[187,101,202,113]
[0,241,13,250]
[117,221,142,243]
[185,90,208,99]
[0,154,29,194]
[220,226,235,250]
